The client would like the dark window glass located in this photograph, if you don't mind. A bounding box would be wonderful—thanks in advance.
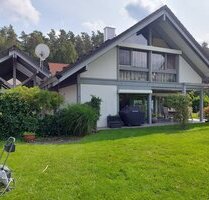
[167,54,176,69]
[152,53,165,70]
[152,37,170,48]
[132,51,148,68]
[119,49,131,65]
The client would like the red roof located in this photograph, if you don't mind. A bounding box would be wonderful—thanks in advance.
[48,62,69,75]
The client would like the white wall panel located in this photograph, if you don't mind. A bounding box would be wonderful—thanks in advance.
[81,48,117,79]
[59,84,77,105]
[179,56,202,84]
[81,84,117,127]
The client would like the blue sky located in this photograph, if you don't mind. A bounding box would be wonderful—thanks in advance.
[0,0,209,43]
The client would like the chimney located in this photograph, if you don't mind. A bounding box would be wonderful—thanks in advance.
[104,27,116,41]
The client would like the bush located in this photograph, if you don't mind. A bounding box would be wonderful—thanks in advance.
[59,104,97,136]
[165,94,191,128]
[38,96,102,137]
[85,95,102,131]
[0,92,36,138]
[0,86,63,139]
[188,91,209,112]
[7,86,64,115]
[85,95,102,120]
[37,113,63,137]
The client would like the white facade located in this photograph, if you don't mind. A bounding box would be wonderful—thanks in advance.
[59,85,77,105]
[80,48,117,80]
[179,56,202,84]
[80,84,118,127]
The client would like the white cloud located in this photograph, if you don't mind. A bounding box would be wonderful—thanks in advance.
[123,0,168,20]
[0,0,40,24]
[127,0,167,12]
[82,20,107,32]
[137,0,166,12]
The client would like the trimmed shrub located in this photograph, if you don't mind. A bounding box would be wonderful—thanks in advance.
[0,86,63,139]
[60,104,97,136]
[7,86,64,115]
[0,92,36,138]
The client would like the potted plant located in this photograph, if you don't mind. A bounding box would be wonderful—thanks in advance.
[22,132,36,142]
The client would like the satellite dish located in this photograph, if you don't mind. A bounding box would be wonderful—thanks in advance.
[35,44,50,61]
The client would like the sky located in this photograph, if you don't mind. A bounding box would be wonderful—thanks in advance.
[0,0,209,44]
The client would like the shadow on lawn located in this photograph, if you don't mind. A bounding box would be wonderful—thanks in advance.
[80,123,207,144]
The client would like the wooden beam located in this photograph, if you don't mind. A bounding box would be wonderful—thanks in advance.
[13,56,17,87]
[20,74,36,86]
[148,27,152,46]
[17,63,42,83]
[33,75,37,86]
[0,77,13,89]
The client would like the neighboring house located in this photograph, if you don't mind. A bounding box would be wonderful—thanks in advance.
[45,5,209,127]
[0,47,69,88]
[0,46,50,88]
[48,63,69,76]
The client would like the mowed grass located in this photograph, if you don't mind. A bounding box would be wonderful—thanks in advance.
[3,123,209,200]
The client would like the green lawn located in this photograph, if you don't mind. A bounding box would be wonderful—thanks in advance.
[3,123,209,200]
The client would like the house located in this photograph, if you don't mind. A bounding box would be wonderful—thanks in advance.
[1,5,209,128]
[43,5,209,127]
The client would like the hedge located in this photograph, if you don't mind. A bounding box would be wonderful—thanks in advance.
[0,86,63,139]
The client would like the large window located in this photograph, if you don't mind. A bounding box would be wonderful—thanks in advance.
[152,53,177,82]
[152,53,176,70]
[132,51,148,68]
[119,49,148,68]
[119,48,178,83]
[119,49,131,65]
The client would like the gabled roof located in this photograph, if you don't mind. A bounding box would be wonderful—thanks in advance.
[48,62,70,75]
[51,5,209,87]
[0,46,50,78]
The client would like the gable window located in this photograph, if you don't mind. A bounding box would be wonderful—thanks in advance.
[152,37,170,48]
[119,49,131,65]
[123,33,148,45]
[152,30,171,48]
[132,51,148,68]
